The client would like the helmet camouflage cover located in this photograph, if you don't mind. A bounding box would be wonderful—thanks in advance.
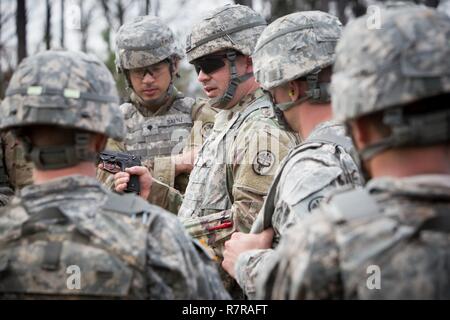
[1,50,125,141]
[115,15,183,71]
[332,6,450,122]
[185,4,267,62]
[253,11,342,90]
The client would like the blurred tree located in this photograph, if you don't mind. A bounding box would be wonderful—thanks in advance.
[101,27,127,102]
[0,1,15,98]
[79,0,96,52]
[44,0,52,50]
[16,0,27,64]
[60,0,64,48]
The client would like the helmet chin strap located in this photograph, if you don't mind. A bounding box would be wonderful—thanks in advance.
[209,51,253,109]
[20,132,96,170]
[131,83,175,109]
[275,73,331,112]
[359,107,450,161]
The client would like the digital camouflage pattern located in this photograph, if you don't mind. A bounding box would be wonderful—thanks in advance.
[98,15,218,191]
[2,131,33,190]
[165,89,300,295]
[256,175,450,299]
[0,51,124,140]
[115,15,183,71]
[255,6,450,300]
[236,122,363,297]
[96,94,218,190]
[230,10,354,298]
[0,175,230,299]
[253,11,342,90]
[0,49,228,300]
[0,131,33,207]
[331,6,450,122]
[185,4,267,62]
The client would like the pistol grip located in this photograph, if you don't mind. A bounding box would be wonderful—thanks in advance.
[124,174,140,194]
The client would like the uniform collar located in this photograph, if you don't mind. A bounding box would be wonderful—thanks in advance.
[367,174,450,200]
[214,88,266,126]
[20,175,106,201]
[130,86,180,117]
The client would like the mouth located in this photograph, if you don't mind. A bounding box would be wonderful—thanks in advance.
[142,88,158,96]
[203,86,218,97]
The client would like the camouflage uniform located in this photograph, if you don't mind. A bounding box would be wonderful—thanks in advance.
[256,7,450,299]
[97,16,217,192]
[149,5,300,296]
[0,122,33,207]
[0,50,229,300]
[231,11,363,298]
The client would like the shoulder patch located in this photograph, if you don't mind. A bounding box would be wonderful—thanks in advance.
[201,122,214,139]
[252,150,276,176]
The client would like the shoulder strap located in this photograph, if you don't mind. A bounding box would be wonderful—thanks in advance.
[306,128,360,167]
[326,188,380,224]
[101,192,152,216]
[238,96,273,123]
[253,138,336,232]
[307,131,353,153]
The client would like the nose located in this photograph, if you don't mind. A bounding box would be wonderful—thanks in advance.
[142,72,155,84]
[197,69,210,82]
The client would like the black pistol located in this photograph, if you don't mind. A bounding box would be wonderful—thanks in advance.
[99,151,141,194]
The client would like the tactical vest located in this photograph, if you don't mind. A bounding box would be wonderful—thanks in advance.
[122,95,194,163]
[325,188,450,299]
[253,122,361,232]
[179,96,274,219]
[0,193,153,299]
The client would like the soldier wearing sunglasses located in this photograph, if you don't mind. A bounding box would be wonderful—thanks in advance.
[113,4,300,298]
[97,16,218,194]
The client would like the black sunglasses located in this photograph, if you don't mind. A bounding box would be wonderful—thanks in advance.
[192,54,227,75]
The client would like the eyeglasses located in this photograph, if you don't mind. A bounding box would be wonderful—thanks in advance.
[128,60,169,79]
[192,54,227,75]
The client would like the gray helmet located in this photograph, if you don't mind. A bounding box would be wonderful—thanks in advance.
[332,6,450,159]
[0,50,125,169]
[253,11,342,111]
[186,4,266,108]
[115,15,183,72]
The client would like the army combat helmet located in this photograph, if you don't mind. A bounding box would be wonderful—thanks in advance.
[115,16,183,103]
[331,6,450,160]
[186,4,267,108]
[0,50,124,169]
[253,11,342,111]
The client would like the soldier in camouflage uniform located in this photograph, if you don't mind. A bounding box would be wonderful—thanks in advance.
[221,11,364,298]
[0,50,229,300]
[114,4,300,296]
[97,15,218,192]
[256,6,450,299]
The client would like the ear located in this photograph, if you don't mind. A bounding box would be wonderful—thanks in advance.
[92,134,108,152]
[242,55,253,73]
[351,118,371,150]
[287,80,303,101]
[171,58,180,74]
